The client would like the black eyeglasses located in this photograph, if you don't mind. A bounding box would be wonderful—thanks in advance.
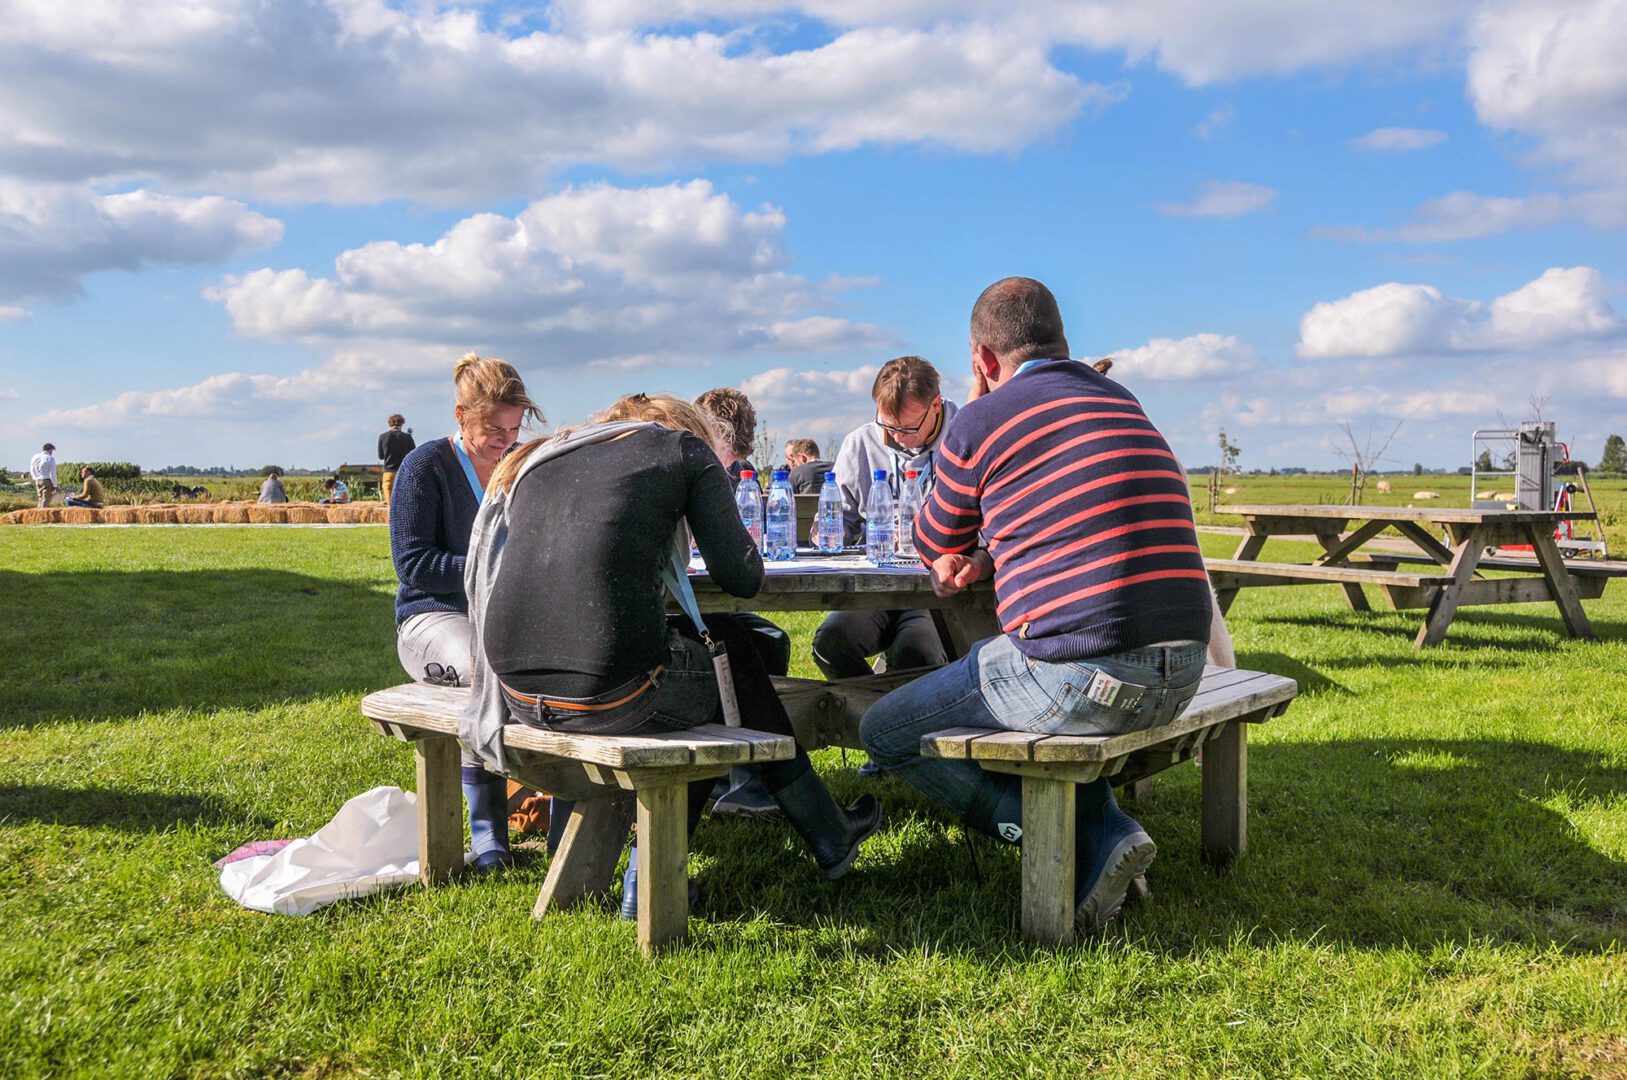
[875,398,939,436]
[423,663,461,687]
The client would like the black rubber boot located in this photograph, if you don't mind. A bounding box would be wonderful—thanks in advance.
[771,769,883,880]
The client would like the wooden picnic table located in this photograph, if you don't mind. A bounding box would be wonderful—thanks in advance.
[1212,504,1612,647]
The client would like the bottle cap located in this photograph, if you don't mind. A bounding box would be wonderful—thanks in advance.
[740,470,755,480]
[906,469,919,479]
[823,471,836,481]
[773,469,789,480]
[872,469,887,481]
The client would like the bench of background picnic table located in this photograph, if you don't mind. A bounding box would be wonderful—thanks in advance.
[363,664,1297,950]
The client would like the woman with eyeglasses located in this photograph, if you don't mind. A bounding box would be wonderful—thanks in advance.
[468,393,882,915]
[389,352,541,872]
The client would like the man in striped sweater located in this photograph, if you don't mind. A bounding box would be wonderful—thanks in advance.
[860,276,1212,931]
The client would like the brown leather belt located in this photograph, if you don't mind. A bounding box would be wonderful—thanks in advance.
[500,666,664,712]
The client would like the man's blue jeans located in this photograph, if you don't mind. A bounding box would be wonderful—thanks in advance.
[860,633,1207,831]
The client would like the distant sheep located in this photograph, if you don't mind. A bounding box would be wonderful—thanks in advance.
[1375,480,1391,494]
[1413,491,1440,500]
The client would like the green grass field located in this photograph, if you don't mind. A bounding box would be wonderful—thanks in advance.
[2,522,1624,1077]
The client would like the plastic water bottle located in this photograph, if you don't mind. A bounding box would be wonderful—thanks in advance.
[864,469,895,567]
[896,468,921,562]
[816,471,843,554]
[735,469,763,553]
[765,470,796,561]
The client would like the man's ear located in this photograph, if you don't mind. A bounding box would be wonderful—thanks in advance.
[972,342,1001,383]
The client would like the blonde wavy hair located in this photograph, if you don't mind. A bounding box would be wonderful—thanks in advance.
[492,393,721,495]
[453,352,544,426]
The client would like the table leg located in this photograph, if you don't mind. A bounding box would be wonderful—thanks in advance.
[1393,520,1455,565]
[1414,527,1488,648]
[1216,534,1269,615]
[1527,527,1594,639]
[1311,519,1389,567]
[934,607,1001,661]
[635,783,690,954]
[1020,776,1076,946]
[1315,530,1371,612]
[414,734,463,885]
[532,792,634,918]
[1200,720,1247,866]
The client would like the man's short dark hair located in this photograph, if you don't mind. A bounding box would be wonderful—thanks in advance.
[695,388,757,458]
[387,414,405,428]
[970,277,1069,363]
[324,477,337,489]
[786,438,819,460]
[871,356,941,416]
[42,442,55,452]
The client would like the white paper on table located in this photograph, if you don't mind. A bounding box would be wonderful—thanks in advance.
[689,551,929,575]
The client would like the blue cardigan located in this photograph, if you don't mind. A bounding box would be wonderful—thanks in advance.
[391,438,481,624]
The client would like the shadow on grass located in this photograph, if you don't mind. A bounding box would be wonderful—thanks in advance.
[672,737,1626,959]
[0,568,403,730]
[1237,604,1626,650]
[1233,651,1349,696]
[0,783,272,832]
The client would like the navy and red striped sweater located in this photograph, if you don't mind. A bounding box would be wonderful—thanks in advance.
[915,357,1211,661]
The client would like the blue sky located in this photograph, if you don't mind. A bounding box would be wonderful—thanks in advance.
[1,0,1623,473]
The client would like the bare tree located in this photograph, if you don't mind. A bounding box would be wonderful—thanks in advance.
[1331,421,1403,504]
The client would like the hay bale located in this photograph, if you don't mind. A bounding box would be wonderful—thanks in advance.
[212,503,251,524]
[285,504,328,524]
[1413,491,1440,500]
[1375,480,1392,494]
[60,508,99,524]
[175,505,216,524]
[17,509,55,524]
[137,506,179,524]
[1,510,26,525]
[360,504,390,524]
[246,504,289,524]
[326,504,367,524]
[101,506,139,524]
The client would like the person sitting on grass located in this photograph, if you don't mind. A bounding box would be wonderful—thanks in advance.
[257,470,288,504]
[320,477,351,505]
[63,467,104,509]
[390,352,544,873]
[465,392,882,919]
[860,277,1212,934]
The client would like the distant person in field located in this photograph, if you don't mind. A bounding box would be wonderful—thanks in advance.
[29,443,58,507]
[860,276,1213,933]
[784,438,834,494]
[258,470,288,504]
[320,477,351,504]
[390,352,542,873]
[378,414,416,505]
[694,386,792,821]
[63,467,104,509]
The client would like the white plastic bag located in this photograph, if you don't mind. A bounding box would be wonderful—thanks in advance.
[219,786,434,916]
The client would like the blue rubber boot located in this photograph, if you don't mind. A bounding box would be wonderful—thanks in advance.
[710,767,783,820]
[1073,779,1155,931]
[461,766,513,874]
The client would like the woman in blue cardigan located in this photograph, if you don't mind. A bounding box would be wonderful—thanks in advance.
[390,352,541,871]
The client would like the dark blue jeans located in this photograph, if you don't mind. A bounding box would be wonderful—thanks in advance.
[860,634,1206,825]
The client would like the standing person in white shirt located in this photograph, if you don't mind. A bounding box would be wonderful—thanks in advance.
[29,443,58,508]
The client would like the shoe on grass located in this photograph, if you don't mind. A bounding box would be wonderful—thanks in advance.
[1074,814,1156,932]
[709,768,784,821]
[855,756,884,778]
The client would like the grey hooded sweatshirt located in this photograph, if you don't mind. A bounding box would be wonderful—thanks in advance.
[832,399,958,545]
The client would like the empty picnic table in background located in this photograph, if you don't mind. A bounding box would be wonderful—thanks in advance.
[1210,504,1627,647]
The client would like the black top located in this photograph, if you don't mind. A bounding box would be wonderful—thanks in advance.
[378,428,417,471]
[390,438,480,623]
[485,427,763,697]
[788,459,834,494]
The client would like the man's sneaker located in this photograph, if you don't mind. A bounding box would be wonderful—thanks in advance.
[1075,818,1157,931]
[855,756,884,778]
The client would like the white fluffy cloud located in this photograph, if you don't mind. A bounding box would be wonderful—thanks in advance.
[1157,181,1277,219]
[739,363,882,436]
[0,2,1115,204]
[0,181,281,307]
[1350,127,1448,151]
[1297,266,1624,358]
[207,180,888,365]
[1110,333,1257,380]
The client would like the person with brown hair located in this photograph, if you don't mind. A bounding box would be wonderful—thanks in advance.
[694,386,759,482]
[63,467,104,509]
[378,413,416,505]
[784,438,833,494]
[815,357,959,774]
[389,352,543,873]
[467,393,882,916]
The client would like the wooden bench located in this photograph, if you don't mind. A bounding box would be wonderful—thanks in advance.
[362,682,795,953]
[1350,552,1621,606]
[921,666,1298,944]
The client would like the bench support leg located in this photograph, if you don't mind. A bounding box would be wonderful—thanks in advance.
[533,792,634,919]
[1315,529,1371,613]
[1020,777,1077,946]
[415,735,464,885]
[635,783,690,954]
[1200,721,1247,866]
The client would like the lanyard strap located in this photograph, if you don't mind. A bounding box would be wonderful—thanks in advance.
[661,537,708,632]
[452,435,485,502]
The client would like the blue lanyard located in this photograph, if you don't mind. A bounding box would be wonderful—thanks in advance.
[452,435,485,502]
